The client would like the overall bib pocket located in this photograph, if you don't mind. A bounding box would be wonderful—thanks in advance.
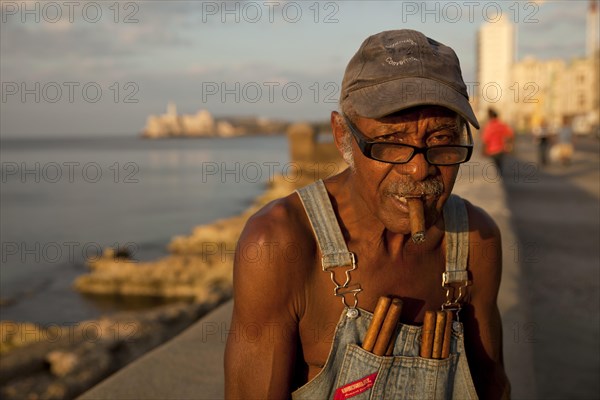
[334,344,459,400]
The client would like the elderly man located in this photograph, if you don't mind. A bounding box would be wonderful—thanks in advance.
[225,30,510,399]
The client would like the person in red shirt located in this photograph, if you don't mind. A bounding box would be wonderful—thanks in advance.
[482,108,514,175]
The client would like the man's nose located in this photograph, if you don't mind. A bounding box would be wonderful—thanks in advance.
[393,153,435,181]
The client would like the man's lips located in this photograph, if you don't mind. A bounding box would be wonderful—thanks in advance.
[384,178,444,217]
[390,194,437,215]
[390,194,410,214]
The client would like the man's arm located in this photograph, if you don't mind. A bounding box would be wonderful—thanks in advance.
[463,202,511,399]
[224,200,304,399]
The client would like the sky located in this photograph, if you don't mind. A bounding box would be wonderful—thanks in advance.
[0,0,593,137]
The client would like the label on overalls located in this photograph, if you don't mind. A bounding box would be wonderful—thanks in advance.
[333,372,378,400]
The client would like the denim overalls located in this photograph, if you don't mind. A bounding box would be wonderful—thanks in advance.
[293,180,478,400]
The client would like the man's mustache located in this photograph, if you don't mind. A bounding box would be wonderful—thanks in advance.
[386,179,444,197]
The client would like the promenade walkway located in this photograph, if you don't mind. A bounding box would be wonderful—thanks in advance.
[79,146,538,399]
[502,135,599,399]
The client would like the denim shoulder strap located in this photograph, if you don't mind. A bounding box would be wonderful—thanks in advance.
[443,194,470,283]
[442,194,471,310]
[296,180,361,315]
[295,179,353,268]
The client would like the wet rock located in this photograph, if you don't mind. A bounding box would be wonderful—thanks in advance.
[0,302,214,400]
[46,351,78,377]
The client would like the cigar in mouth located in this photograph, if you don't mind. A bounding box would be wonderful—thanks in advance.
[406,196,426,244]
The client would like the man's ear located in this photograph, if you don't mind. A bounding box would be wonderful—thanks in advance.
[331,111,346,152]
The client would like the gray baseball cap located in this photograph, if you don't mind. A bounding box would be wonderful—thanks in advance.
[341,29,479,129]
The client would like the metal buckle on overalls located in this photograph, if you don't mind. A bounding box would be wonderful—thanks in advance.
[322,252,361,318]
[334,283,361,307]
[441,272,471,318]
[321,252,357,287]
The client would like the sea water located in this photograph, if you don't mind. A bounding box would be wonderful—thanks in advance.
[0,135,289,325]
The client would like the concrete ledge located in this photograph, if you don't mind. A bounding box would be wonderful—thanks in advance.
[78,301,232,400]
[452,153,537,400]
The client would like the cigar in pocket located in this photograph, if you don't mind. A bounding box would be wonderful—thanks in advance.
[407,197,426,244]
[441,310,453,359]
[382,299,403,356]
[432,311,447,359]
[419,311,436,358]
[362,296,391,352]
[385,335,396,356]
[372,298,403,356]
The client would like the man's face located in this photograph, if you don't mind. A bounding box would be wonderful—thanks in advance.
[346,106,461,234]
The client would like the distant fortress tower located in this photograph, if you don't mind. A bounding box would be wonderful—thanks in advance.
[167,101,177,116]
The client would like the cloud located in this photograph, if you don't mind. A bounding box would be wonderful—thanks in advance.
[0,1,196,60]
[185,64,213,76]
[516,1,587,59]
[0,3,200,83]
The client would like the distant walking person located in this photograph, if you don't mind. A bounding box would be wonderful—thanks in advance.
[555,116,574,166]
[482,108,514,175]
[532,120,551,166]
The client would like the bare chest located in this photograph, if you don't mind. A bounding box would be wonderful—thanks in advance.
[297,248,448,380]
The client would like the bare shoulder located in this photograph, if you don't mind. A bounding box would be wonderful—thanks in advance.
[238,190,316,268]
[240,191,311,248]
[226,191,316,398]
[464,199,501,242]
[463,199,502,301]
[460,201,509,397]
[233,190,316,319]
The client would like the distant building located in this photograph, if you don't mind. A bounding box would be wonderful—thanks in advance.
[142,102,215,138]
[509,56,598,133]
[181,110,215,137]
[587,0,599,58]
[586,0,600,133]
[509,57,562,131]
[141,103,288,138]
[216,121,237,137]
[476,15,515,121]
[477,1,599,134]
[508,1,599,133]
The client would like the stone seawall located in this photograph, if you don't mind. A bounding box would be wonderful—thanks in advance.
[0,302,221,400]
